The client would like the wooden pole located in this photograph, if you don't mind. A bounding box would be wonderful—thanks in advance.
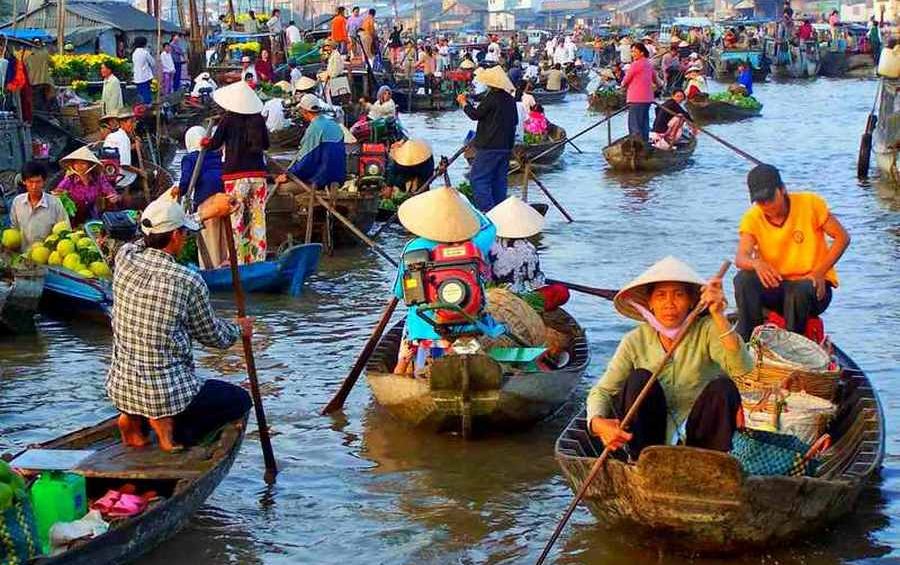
[56,0,66,54]
[222,218,279,484]
[527,168,572,222]
[155,0,163,150]
[534,261,732,565]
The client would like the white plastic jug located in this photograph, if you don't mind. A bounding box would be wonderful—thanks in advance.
[877,46,900,78]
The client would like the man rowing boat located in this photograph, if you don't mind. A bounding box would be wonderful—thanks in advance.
[733,164,850,341]
[107,193,252,452]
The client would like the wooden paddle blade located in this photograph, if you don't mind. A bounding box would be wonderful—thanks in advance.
[322,296,400,415]
[858,132,873,179]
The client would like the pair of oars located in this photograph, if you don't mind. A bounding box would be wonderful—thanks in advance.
[534,261,732,564]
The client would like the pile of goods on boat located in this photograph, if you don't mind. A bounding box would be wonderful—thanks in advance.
[3,222,109,279]
[710,90,763,110]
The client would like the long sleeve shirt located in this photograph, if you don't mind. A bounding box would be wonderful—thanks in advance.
[56,172,117,225]
[101,73,124,115]
[586,317,753,443]
[107,241,239,419]
[288,115,346,187]
[207,112,269,177]
[132,47,155,83]
[622,56,655,103]
[160,51,175,73]
[463,89,518,150]
[652,98,690,133]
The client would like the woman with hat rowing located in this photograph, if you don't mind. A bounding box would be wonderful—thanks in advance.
[202,81,270,265]
[586,257,753,458]
[684,63,707,100]
[392,186,499,376]
[275,94,346,189]
[54,146,120,225]
[381,139,434,210]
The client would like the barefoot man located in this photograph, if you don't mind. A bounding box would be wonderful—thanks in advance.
[106,192,253,452]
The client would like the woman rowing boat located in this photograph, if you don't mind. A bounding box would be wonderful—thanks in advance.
[586,256,753,457]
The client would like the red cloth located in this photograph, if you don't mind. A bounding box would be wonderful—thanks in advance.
[622,57,655,103]
[536,283,570,311]
[765,311,825,344]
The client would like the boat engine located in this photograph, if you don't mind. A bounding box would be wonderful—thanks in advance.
[97,146,121,185]
[358,142,387,191]
[401,242,486,326]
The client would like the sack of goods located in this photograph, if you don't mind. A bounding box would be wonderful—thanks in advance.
[737,324,841,401]
[741,388,837,444]
[484,287,546,347]
[878,46,900,78]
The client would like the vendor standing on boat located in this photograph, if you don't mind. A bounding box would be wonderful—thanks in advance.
[318,40,350,106]
[392,186,499,376]
[54,146,120,225]
[107,193,252,453]
[10,162,69,250]
[131,36,155,105]
[100,61,124,116]
[587,257,753,457]
[733,164,850,341]
[458,66,518,212]
[275,94,346,188]
[622,41,656,143]
[180,126,225,269]
[203,81,270,265]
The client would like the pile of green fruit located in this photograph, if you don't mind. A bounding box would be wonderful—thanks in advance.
[1,222,111,279]
[710,91,762,109]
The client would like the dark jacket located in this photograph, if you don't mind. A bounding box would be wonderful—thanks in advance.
[179,149,224,209]
[463,89,517,150]
[207,112,269,176]
[652,98,690,134]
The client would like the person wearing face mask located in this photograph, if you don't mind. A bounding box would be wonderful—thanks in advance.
[586,257,753,458]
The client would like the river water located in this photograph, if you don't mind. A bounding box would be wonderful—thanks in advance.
[2,77,899,564]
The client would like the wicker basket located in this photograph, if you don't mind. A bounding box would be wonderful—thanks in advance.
[79,104,103,135]
[742,388,835,445]
[484,287,546,347]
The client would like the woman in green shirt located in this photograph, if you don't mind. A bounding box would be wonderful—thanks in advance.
[587,256,753,459]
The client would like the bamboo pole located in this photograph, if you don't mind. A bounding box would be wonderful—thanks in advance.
[56,0,65,54]
[155,0,163,150]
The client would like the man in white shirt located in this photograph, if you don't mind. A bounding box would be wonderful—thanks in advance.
[261,97,289,132]
[131,36,155,104]
[10,162,69,250]
[618,36,633,64]
[285,21,302,48]
[266,9,283,33]
[102,109,138,187]
[160,42,176,94]
[485,35,501,63]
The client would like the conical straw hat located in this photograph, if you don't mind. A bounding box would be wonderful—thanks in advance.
[274,80,293,93]
[213,80,264,114]
[390,139,432,167]
[398,186,479,243]
[295,75,318,91]
[60,145,101,167]
[613,256,706,321]
[460,59,476,70]
[184,125,206,152]
[474,65,515,95]
[487,195,544,239]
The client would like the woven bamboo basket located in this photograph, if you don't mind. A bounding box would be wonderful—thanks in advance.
[79,104,103,134]
[484,287,546,347]
[741,388,835,444]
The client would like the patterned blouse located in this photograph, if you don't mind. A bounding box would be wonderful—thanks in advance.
[106,242,239,418]
[56,172,117,225]
[489,238,545,294]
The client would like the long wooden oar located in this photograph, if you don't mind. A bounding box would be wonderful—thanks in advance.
[508,107,628,176]
[654,101,762,165]
[546,279,616,301]
[370,142,470,241]
[535,260,731,565]
[524,168,573,223]
[321,296,399,415]
[858,81,881,179]
[222,218,278,484]
[270,162,398,268]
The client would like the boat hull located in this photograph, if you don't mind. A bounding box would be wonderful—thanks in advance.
[555,345,884,552]
[532,86,569,105]
[0,266,45,334]
[686,99,761,123]
[200,243,322,295]
[42,267,112,315]
[603,135,697,172]
[366,309,589,436]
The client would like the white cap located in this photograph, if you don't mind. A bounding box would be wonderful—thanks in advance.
[140,196,200,235]
[298,93,323,112]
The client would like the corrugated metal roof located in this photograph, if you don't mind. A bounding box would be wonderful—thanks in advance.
[65,1,181,32]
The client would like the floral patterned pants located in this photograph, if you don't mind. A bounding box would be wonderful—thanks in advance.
[223,176,268,264]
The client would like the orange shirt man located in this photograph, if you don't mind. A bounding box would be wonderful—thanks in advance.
[331,7,348,47]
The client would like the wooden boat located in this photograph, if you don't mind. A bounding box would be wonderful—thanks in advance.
[819,50,850,77]
[588,90,626,113]
[12,415,247,564]
[873,77,900,186]
[709,47,770,82]
[42,266,113,316]
[268,122,306,153]
[766,39,821,79]
[0,264,45,334]
[686,97,762,123]
[603,134,697,172]
[365,308,589,437]
[532,85,569,105]
[32,113,83,164]
[512,124,567,168]
[200,243,322,296]
[555,344,884,552]
[391,88,457,112]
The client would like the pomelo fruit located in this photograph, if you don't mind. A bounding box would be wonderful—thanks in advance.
[56,239,75,258]
[62,253,82,271]
[1,228,22,250]
[47,251,61,266]
[78,269,95,279]
[30,246,50,265]
[52,221,69,235]
[89,261,111,278]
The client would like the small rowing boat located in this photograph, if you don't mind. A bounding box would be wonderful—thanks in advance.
[555,344,884,552]
[512,124,568,168]
[12,415,247,564]
[603,135,697,172]
[365,308,589,437]
[268,122,306,153]
[200,243,322,296]
[532,85,569,105]
[588,90,626,113]
[686,98,762,123]
[0,264,45,334]
[392,88,457,112]
[42,266,113,317]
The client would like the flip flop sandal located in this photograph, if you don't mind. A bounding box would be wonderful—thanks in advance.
[90,490,121,514]
[106,493,147,518]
